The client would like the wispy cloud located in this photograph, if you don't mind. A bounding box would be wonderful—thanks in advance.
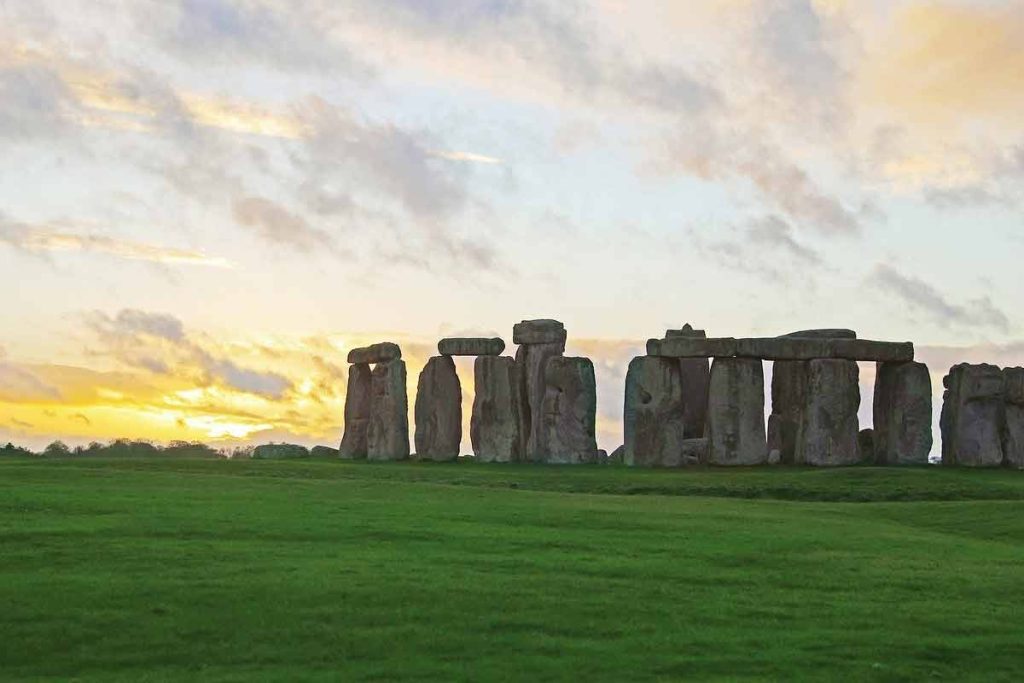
[430,150,503,165]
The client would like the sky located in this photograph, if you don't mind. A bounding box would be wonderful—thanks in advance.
[1,0,1022,454]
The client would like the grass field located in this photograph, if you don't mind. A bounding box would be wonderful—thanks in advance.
[2,458,1023,681]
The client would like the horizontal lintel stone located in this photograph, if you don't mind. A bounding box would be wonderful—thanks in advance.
[438,337,506,356]
[347,342,402,365]
[648,336,913,362]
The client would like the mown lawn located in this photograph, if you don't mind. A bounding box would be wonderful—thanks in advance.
[1,458,1022,681]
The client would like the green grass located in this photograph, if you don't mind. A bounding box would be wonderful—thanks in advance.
[1,459,1023,681]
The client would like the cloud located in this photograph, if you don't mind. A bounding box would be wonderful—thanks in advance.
[868,264,1011,333]
[431,150,503,165]
[0,363,62,402]
[690,215,825,285]
[232,196,333,252]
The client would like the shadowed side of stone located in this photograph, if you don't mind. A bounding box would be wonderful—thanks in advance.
[368,359,410,461]
[624,356,687,467]
[512,319,566,345]
[438,337,505,356]
[707,357,767,465]
[874,361,932,465]
[665,323,710,439]
[515,320,566,461]
[414,356,462,462]
[540,356,598,464]
[1004,368,1024,469]
[941,363,1005,467]
[768,360,807,465]
[471,356,521,463]
[347,342,402,365]
[339,363,371,459]
[797,359,860,466]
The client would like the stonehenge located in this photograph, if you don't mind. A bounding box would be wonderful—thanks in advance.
[540,357,599,464]
[414,356,461,461]
[471,356,521,463]
[514,319,567,462]
[1004,368,1024,468]
[796,359,860,466]
[438,337,505,356]
[339,363,372,459]
[706,357,767,465]
[623,356,688,467]
[874,361,933,465]
[939,363,1024,468]
[667,324,710,438]
[368,358,410,461]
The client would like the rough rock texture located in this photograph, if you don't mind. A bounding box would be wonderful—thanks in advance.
[368,359,410,461]
[706,358,767,465]
[253,443,309,459]
[873,361,933,465]
[665,323,707,338]
[595,449,609,465]
[347,342,401,365]
[512,319,567,345]
[670,324,710,439]
[339,363,371,459]
[797,359,861,466]
[414,356,462,462]
[540,357,598,464]
[651,336,912,361]
[768,360,807,465]
[680,438,709,465]
[649,337,736,358]
[608,445,625,465]
[1004,368,1024,468]
[782,329,857,340]
[941,364,1005,467]
[471,356,521,463]
[310,445,339,458]
[516,337,566,462]
[623,356,687,467]
[858,428,876,464]
[438,337,505,356]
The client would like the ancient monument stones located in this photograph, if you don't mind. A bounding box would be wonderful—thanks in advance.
[666,324,710,439]
[438,337,505,356]
[513,319,567,462]
[471,356,521,463]
[414,355,462,461]
[341,344,409,461]
[706,357,767,465]
[623,356,688,467]
[339,363,372,459]
[874,361,933,465]
[1003,368,1024,469]
[941,363,1005,467]
[540,356,599,464]
[797,359,861,466]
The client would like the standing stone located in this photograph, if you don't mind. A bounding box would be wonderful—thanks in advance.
[941,363,1005,467]
[623,356,688,467]
[706,358,767,465]
[540,357,598,464]
[667,324,710,439]
[414,356,461,462]
[797,359,860,466]
[471,356,521,463]
[1003,368,1024,469]
[368,359,410,461]
[339,363,371,459]
[858,428,876,464]
[873,361,933,465]
[768,329,857,465]
[514,320,566,461]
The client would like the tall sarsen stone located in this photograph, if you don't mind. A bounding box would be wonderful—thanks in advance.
[414,356,461,461]
[368,359,410,461]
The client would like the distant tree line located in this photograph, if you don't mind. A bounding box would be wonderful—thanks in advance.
[0,439,255,459]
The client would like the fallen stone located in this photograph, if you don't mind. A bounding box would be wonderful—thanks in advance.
[624,356,687,467]
[1004,367,1024,469]
[539,357,598,464]
[471,356,521,463]
[368,359,410,461]
[347,342,402,365]
[512,319,567,345]
[414,356,462,462]
[706,357,767,465]
[253,443,309,459]
[516,338,565,461]
[438,337,505,356]
[858,428,876,464]
[941,363,1004,467]
[339,363,372,459]
[648,337,737,358]
[310,445,339,458]
[874,361,933,465]
[797,359,861,466]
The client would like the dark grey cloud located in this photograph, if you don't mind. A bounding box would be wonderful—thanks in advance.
[868,264,1011,332]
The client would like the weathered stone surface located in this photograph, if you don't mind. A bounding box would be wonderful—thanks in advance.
[368,359,410,461]
[347,342,402,365]
[874,361,933,465]
[609,445,625,465]
[941,363,1004,467]
[781,329,857,339]
[1004,368,1024,469]
[339,363,371,459]
[768,360,807,465]
[516,338,565,461]
[706,358,767,465]
[414,356,461,462]
[471,356,521,463]
[664,323,710,439]
[681,438,709,465]
[665,323,706,339]
[595,449,608,464]
[797,359,860,466]
[253,443,309,459]
[540,357,598,464]
[858,428,876,464]
[438,337,505,357]
[624,356,687,467]
[310,445,339,458]
[512,319,566,345]
[829,339,914,362]
[648,337,737,358]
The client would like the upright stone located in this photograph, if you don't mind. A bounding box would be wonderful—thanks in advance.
[797,359,860,466]
[368,359,410,461]
[666,324,710,439]
[706,357,767,465]
[414,356,461,462]
[941,363,1004,467]
[471,356,521,463]
[540,357,598,464]
[873,361,933,465]
[514,319,566,462]
[623,356,688,467]
[1003,368,1024,469]
[339,363,371,459]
